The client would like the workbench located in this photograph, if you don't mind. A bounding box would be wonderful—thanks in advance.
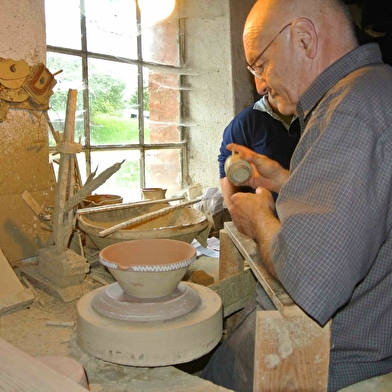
[1,222,392,391]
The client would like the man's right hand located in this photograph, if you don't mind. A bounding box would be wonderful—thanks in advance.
[226,143,289,193]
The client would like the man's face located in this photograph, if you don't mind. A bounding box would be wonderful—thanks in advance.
[244,23,302,116]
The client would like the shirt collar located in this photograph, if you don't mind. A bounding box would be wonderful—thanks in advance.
[254,95,296,130]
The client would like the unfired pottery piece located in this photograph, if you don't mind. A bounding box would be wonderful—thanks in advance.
[82,194,123,207]
[99,239,196,298]
[77,203,209,249]
[141,187,167,200]
[224,152,252,185]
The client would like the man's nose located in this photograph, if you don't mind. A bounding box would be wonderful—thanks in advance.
[255,77,269,95]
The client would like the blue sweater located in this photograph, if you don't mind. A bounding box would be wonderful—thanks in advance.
[218,104,301,179]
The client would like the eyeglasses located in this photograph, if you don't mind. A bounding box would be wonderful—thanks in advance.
[247,23,292,79]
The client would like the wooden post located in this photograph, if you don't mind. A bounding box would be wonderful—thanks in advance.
[52,89,81,254]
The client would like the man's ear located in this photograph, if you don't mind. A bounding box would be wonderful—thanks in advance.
[292,18,317,59]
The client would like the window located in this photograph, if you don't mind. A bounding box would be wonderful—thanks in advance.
[45,0,187,202]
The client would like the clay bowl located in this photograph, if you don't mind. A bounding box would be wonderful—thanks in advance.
[99,239,197,298]
[82,194,123,207]
[141,187,167,200]
[77,204,209,249]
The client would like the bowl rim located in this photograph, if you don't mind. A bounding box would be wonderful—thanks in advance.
[99,238,197,272]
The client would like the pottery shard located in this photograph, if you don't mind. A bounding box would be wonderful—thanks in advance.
[190,270,214,286]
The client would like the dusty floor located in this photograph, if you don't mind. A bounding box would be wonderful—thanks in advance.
[0,253,231,391]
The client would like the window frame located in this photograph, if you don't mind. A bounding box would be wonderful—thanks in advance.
[46,0,189,194]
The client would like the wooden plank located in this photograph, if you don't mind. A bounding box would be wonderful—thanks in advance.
[0,192,54,264]
[20,265,93,303]
[0,338,87,391]
[0,248,34,315]
[254,311,330,392]
[210,268,257,317]
[224,222,302,317]
[22,190,43,216]
[219,229,244,280]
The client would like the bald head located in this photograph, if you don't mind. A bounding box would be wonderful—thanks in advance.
[244,0,357,66]
[242,0,358,115]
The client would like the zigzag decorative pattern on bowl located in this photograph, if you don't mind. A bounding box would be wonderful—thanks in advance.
[100,254,196,272]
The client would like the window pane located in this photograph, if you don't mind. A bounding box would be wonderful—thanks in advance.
[145,149,182,197]
[87,150,141,202]
[46,0,186,193]
[47,53,84,143]
[88,58,139,145]
[85,0,138,59]
[147,70,180,143]
[45,0,81,50]
[141,18,179,66]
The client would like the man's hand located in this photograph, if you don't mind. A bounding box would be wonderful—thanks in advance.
[227,143,289,193]
[229,187,281,279]
[229,187,275,239]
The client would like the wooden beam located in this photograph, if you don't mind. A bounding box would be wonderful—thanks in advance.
[0,338,87,391]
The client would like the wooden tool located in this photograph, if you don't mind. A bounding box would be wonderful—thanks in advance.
[98,198,201,237]
[77,195,186,216]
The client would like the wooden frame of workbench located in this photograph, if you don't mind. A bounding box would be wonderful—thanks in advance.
[219,222,331,392]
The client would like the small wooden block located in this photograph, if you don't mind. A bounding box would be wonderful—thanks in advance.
[191,270,214,286]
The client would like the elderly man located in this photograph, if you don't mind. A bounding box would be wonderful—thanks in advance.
[201,0,392,391]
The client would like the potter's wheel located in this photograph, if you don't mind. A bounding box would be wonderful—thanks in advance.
[91,281,201,322]
[77,282,222,367]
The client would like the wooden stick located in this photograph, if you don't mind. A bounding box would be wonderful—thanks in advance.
[91,274,111,286]
[98,198,201,237]
[22,190,42,216]
[46,321,75,328]
[63,160,125,212]
[52,89,79,253]
[77,195,186,215]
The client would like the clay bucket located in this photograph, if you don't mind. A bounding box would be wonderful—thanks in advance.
[99,239,196,298]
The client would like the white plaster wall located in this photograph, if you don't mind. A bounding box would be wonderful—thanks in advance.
[183,0,256,191]
[0,0,46,64]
